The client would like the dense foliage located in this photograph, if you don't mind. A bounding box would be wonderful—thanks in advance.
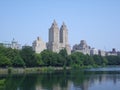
[0,45,120,68]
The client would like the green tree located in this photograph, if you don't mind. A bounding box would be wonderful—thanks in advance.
[20,46,35,67]
[0,46,6,55]
[5,48,20,61]
[41,50,53,66]
[12,56,25,67]
[59,49,68,66]
[83,55,95,66]
[34,54,44,66]
[41,50,62,66]
[70,52,85,68]
[0,54,11,67]
[93,55,102,65]
[106,56,120,65]
[93,55,108,66]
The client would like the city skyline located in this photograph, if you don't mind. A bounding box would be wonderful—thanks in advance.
[0,0,120,51]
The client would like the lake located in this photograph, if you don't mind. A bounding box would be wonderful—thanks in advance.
[0,67,120,90]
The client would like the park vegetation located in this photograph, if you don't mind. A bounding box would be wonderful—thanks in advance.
[0,45,120,68]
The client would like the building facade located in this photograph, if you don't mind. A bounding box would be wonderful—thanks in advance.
[72,40,91,55]
[90,48,99,56]
[47,20,71,54]
[106,48,118,56]
[98,50,106,56]
[32,37,46,53]
[0,38,21,49]
[32,20,71,54]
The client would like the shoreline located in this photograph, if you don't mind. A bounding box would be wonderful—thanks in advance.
[0,65,120,75]
[0,67,71,75]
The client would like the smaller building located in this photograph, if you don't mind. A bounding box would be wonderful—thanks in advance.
[0,42,11,48]
[90,48,99,56]
[11,38,21,49]
[73,40,91,55]
[0,38,21,49]
[98,50,106,56]
[107,48,118,56]
[32,37,46,53]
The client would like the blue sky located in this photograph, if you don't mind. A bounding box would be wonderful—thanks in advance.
[0,0,120,51]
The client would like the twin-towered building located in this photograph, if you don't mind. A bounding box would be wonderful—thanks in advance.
[32,20,119,56]
[32,20,71,54]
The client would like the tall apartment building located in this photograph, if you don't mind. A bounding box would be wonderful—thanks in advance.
[47,20,71,54]
[32,20,71,54]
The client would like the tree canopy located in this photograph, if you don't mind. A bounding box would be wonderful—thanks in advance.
[0,46,120,68]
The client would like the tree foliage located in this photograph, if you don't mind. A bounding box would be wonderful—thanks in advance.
[0,54,11,67]
[0,46,120,68]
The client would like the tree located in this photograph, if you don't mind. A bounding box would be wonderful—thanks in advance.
[93,55,102,65]
[70,52,85,67]
[12,56,25,67]
[59,49,68,66]
[5,48,20,62]
[0,54,11,67]
[83,55,95,66]
[106,56,120,65]
[41,50,61,66]
[34,54,44,66]
[20,46,35,67]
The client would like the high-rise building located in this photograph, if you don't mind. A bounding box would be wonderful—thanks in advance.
[48,20,60,53]
[60,22,68,45]
[48,20,71,54]
[32,20,71,54]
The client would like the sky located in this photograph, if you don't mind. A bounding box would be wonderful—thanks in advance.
[0,0,120,51]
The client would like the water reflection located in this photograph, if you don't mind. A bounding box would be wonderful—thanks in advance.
[0,69,120,90]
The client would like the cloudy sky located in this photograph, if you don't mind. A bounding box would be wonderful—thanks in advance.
[0,0,120,51]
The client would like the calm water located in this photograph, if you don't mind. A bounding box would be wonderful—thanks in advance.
[0,67,120,90]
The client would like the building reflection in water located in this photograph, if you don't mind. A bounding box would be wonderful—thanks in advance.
[34,71,120,90]
[0,70,120,90]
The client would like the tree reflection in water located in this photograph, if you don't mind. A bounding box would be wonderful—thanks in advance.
[0,69,120,90]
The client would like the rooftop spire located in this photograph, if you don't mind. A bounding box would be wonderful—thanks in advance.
[60,21,67,30]
[52,20,57,26]
[62,22,66,26]
[50,20,59,29]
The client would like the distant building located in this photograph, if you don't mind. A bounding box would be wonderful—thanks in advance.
[0,38,21,49]
[90,48,99,56]
[72,40,91,55]
[32,37,46,53]
[98,50,106,56]
[0,42,11,48]
[11,38,21,49]
[107,48,118,56]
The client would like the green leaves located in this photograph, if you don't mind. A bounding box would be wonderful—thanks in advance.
[12,56,25,67]
[0,45,120,68]
[0,54,11,67]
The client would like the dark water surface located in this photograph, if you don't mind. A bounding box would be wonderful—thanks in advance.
[0,67,120,90]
